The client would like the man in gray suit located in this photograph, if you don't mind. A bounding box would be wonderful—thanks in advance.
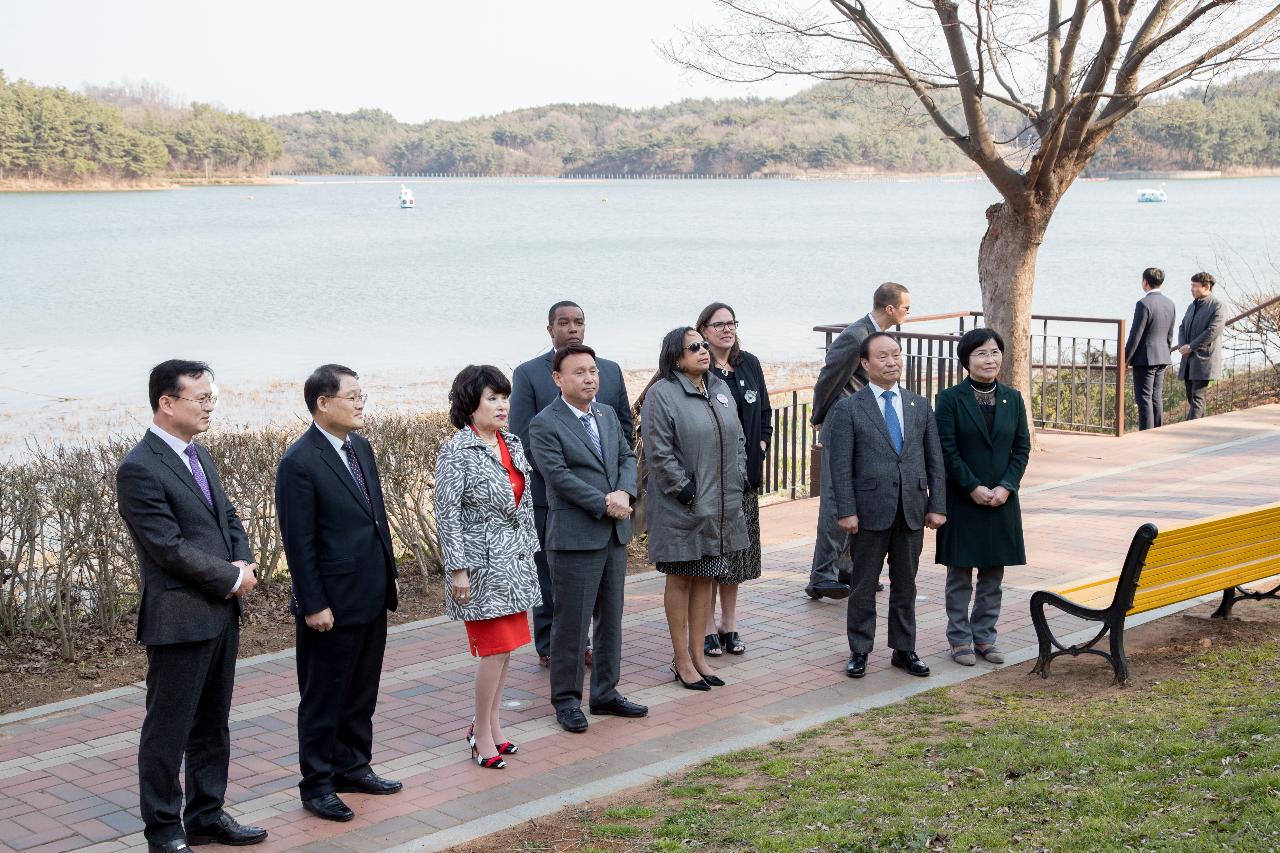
[1176,271,1227,421]
[528,344,648,733]
[116,360,267,852]
[1124,267,1176,430]
[824,333,946,679]
[512,301,633,667]
[807,282,912,600]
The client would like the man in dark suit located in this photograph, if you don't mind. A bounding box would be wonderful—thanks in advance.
[1124,267,1176,430]
[1176,271,1227,421]
[276,364,401,823]
[825,333,946,679]
[528,344,648,733]
[511,301,633,667]
[807,283,912,600]
[117,360,267,852]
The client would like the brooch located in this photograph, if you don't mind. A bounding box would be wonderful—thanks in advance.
[716,393,730,408]
[744,390,758,404]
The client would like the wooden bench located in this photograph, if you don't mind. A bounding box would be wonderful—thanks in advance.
[1030,503,1280,685]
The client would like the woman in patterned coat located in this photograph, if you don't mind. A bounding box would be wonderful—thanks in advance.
[434,365,541,769]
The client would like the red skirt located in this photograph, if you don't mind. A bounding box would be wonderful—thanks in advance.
[463,611,531,657]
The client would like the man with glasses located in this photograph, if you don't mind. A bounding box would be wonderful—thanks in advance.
[807,282,912,601]
[276,364,402,823]
[511,301,633,668]
[117,360,267,852]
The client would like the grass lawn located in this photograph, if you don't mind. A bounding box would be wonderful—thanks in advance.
[476,604,1280,852]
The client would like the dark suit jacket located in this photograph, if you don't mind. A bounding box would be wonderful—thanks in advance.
[1176,295,1226,381]
[511,350,632,509]
[117,430,252,646]
[528,398,638,550]
[825,385,946,531]
[276,425,398,626]
[811,314,878,426]
[1124,290,1176,367]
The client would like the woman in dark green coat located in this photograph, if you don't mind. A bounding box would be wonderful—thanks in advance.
[934,329,1031,667]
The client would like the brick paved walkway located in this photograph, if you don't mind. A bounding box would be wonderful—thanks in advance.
[3,404,1279,852]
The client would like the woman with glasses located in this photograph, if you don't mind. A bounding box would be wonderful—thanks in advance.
[434,365,541,769]
[695,302,770,658]
[933,329,1031,667]
[642,327,749,690]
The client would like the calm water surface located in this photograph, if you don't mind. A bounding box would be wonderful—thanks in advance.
[1,176,1276,439]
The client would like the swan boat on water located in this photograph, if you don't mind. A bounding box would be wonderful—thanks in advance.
[1136,185,1167,203]
[399,185,415,208]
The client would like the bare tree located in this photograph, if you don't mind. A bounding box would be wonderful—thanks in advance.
[670,1,1280,396]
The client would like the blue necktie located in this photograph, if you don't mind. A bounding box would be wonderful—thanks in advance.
[882,390,904,454]
[580,414,603,458]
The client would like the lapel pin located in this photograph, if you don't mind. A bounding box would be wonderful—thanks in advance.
[716,393,730,408]
[1002,399,1007,404]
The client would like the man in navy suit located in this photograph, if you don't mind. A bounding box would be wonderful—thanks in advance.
[1124,267,1176,430]
[510,301,633,667]
[276,364,401,823]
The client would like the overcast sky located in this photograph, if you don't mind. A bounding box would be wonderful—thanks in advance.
[2,1,808,121]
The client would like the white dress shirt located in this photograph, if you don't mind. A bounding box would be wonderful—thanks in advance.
[560,397,600,445]
[869,383,906,430]
[315,423,357,479]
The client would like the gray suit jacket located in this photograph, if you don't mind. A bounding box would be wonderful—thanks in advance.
[117,431,252,646]
[528,398,637,550]
[825,385,946,531]
[811,314,878,426]
[1124,290,1176,367]
[511,350,633,509]
[1176,295,1226,381]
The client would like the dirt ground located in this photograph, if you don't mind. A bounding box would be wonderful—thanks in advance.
[452,599,1280,852]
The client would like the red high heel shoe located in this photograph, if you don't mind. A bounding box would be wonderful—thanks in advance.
[466,721,507,768]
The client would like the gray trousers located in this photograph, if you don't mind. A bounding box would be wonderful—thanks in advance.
[548,544,626,711]
[809,421,854,586]
[846,507,923,654]
[1184,379,1210,420]
[944,566,1004,648]
[1132,365,1166,431]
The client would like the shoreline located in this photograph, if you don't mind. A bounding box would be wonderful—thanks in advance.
[0,175,299,193]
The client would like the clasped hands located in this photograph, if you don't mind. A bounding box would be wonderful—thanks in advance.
[838,512,946,535]
[604,490,632,520]
[227,560,259,599]
[970,485,1011,507]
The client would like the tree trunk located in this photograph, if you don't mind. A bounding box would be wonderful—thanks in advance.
[977,201,1049,436]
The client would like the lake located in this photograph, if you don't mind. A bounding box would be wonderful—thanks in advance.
[1,175,1276,448]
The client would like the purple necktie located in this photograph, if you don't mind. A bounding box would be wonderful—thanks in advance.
[184,444,214,507]
[342,441,372,505]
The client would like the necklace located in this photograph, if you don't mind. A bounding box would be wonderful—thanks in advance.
[970,379,997,405]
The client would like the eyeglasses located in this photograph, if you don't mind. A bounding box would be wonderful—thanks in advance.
[324,393,369,404]
[170,394,218,409]
[706,320,739,331]
[685,341,712,353]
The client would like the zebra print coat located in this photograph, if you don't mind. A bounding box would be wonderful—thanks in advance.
[434,427,542,622]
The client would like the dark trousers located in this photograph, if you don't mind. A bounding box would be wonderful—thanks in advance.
[295,611,387,799]
[139,610,238,844]
[1132,365,1167,430]
[548,544,626,711]
[532,505,553,657]
[846,505,923,654]
[809,421,854,587]
[1184,379,1210,420]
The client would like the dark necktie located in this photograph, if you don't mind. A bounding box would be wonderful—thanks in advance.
[184,444,214,507]
[341,441,372,505]
[882,390,904,454]
[580,414,603,459]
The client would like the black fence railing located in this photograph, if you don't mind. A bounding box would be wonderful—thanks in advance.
[759,387,813,501]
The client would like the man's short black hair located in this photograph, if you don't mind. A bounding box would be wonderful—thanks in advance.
[1142,267,1164,288]
[957,328,1006,371]
[547,300,583,325]
[858,331,898,362]
[553,343,597,373]
[149,359,212,412]
[303,364,359,414]
[1191,271,1216,290]
[448,365,512,429]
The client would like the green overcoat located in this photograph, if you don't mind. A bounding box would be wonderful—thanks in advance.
[933,380,1030,568]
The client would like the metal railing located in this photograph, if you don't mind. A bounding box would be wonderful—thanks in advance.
[759,386,813,501]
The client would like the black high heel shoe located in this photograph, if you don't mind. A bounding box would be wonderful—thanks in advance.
[695,671,726,687]
[466,722,506,769]
[670,663,711,691]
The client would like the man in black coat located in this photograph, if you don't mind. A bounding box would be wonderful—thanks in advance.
[510,301,633,666]
[117,360,267,852]
[1124,267,1176,430]
[276,364,401,823]
[1176,271,1227,421]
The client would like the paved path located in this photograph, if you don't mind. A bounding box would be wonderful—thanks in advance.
[3,404,1279,852]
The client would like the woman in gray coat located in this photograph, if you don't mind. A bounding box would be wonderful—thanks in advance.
[643,327,749,691]
[435,365,541,769]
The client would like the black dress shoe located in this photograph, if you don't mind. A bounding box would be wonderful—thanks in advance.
[556,706,590,732]
[335,771,402,795]
[846,652,867,678]
[590,697,649,717]
[148,841,190,853]
[804,586,822,600]
[187,813,268,846]
[891,650,931,677]
[811,580,851,600]
[302,792,354,822]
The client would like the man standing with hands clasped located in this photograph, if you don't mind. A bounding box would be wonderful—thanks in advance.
[277,364,401,823]
[1176,271,1226,421]
[1124,267,1176,431]
[529,343,648,733]
[823,333,946,680]
[117,360,267,852]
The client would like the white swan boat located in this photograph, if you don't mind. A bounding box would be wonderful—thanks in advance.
[399,185,415,209]
[1136,186,1167,203]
